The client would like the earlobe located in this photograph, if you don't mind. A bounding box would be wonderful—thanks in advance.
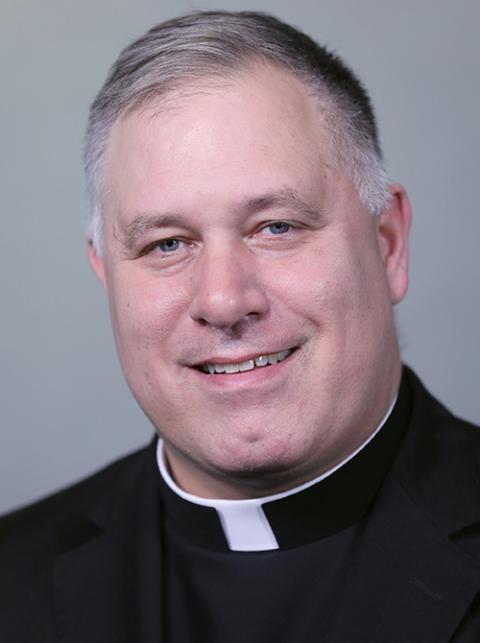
[376,184,412,305]
[87,239,107,289]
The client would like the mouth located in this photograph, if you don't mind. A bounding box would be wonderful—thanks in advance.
[195,348,296,375]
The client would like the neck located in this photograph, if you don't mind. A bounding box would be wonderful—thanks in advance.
[160,392,398,501]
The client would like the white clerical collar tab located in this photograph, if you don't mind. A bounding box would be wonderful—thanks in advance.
[157,443,279,551]
[156,394,397,552]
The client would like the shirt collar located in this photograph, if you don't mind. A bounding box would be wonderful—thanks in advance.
[157,378,411,552]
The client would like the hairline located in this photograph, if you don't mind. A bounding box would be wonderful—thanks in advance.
[86,53,389,255]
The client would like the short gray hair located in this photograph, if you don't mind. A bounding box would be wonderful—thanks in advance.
[84,10,390,253]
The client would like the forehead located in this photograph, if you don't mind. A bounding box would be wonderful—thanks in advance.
[104,65,337,221]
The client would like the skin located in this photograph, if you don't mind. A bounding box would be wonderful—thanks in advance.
[89,65,411,499]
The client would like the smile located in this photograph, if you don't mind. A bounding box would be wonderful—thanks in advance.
[198,349,294,375]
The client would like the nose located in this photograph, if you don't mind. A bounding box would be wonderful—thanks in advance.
[188,243,269,330]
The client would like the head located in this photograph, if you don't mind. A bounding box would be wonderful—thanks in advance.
[85,11,390,254]
[85,11,411,498]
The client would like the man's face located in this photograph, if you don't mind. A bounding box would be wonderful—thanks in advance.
[90,65,410,498]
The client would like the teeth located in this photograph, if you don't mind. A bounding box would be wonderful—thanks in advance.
[200,349,292,374]
[239,360,255,372]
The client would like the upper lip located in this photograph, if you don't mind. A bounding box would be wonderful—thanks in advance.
[190,347,297,367]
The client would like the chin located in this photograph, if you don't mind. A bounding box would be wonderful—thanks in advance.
[207,439,308,484]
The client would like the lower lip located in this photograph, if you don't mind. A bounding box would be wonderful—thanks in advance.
[190,350,298,390]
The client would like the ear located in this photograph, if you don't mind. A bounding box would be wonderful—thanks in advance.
[376,184,412,305]
[87,239,107,289]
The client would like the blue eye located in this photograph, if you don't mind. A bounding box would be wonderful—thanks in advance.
[157,238,181,253]
[267,222,291,235]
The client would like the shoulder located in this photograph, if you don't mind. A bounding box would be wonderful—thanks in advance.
[404,365,480,454]
[0,441,155,553]
[396,366,480,542]
[0,440,158,638]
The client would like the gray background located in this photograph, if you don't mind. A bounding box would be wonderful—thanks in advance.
[1,0,479,514]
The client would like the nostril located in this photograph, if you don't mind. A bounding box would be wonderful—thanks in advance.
[194,318,209,327]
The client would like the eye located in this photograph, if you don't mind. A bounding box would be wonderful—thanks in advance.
[139,237,186,259]
[266,221,291,235]
[155,238,182,253]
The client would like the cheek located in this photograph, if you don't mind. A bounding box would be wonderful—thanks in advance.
[107,270,188,358]
[270,249,361,322]
[271,241,390,364]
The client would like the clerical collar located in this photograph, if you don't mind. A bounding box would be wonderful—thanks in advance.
[157,376,411,552]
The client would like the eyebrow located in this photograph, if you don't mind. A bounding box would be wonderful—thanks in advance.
[118,189,327,252]
[241,189,326,223]
[118,212,191,252]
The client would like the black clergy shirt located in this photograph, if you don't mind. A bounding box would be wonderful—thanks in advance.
[158,377,411,643]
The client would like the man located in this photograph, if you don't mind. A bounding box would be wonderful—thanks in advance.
[1,10,479,642]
